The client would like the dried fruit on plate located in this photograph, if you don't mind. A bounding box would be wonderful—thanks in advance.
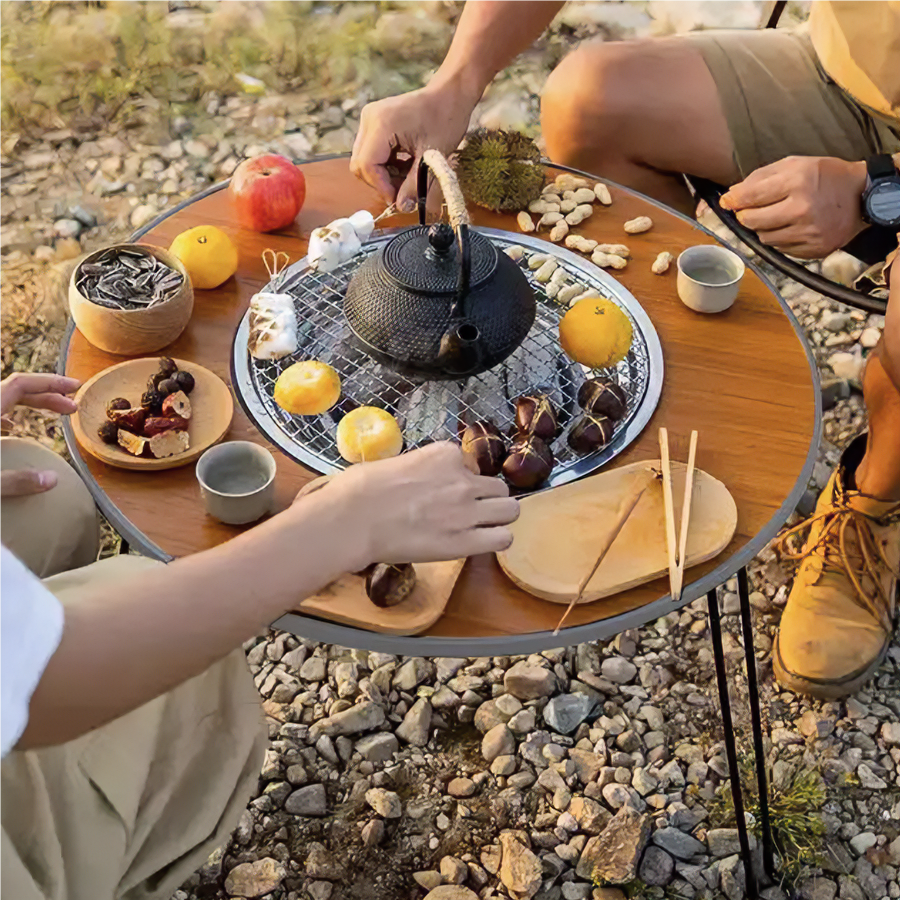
[366,563,417,608]
[148,430,190,459]
[107,406,146,434]
[143,415,190,437]
[162,390,192,420]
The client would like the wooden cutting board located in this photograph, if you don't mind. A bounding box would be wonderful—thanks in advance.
[293,558,466,635]
[497,460,737,604]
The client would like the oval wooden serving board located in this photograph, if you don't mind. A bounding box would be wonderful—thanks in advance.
[72,357,234,471]
[497,460,737,604]
[295,558,466,636]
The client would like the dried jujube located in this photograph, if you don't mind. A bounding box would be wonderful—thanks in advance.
[106,397,130,416]
[567,414,614,455]
[515,393,558,441]
[577,379,627,420]
[141,388,164,414]
[461,421,507,476]
[502,434,554,490]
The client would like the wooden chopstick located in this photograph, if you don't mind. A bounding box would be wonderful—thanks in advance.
[658,427,678,600]
[672,430,699,602]
[553,468,656,635]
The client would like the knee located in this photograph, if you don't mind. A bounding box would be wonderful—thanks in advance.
[541,41,640,165]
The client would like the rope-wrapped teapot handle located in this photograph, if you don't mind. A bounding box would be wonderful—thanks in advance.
[417,149,470,228]
[416,149,472,310]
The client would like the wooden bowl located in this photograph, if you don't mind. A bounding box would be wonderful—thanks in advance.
[68,243,193,355]
[71,357,233,471]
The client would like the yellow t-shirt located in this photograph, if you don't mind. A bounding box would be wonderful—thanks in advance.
[809,0,900,123]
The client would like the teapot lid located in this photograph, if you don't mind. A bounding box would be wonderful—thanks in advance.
[382,223,498,294]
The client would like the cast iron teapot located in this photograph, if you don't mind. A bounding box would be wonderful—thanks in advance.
[343,149,536,380]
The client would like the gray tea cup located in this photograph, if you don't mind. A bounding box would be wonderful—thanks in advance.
[196,441,277,525]
[676,244,745,313]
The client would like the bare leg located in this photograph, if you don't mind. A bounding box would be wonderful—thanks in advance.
[541,38,740,214]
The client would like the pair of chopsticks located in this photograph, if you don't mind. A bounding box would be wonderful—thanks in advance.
[553,466,658,635]
[659,427,698,602]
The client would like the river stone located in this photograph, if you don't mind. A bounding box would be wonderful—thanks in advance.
[601,657,637,684]
[800,878,838,900]
[639,846,675,887]
[285,783,327,816]
[707,828,742,858]
[366,787,402,818]
[224,859,286,897]
[361,819,385,848]
[504,661,558,699]
[305,843,342,880]
[414,872,444,891]
[483,723,516,762]
[299,657,326,681]
[719,854,745,900]
[570,749,604,784]
[448,777,476,798]
[544,693,597,734]
[315,701,385,736]
[396,698,432,746]
[576,805,650,884]
[440,856,468,885]
[393,658,432,691]
[355,732,398,763]
[499,832,542,899]
[568,796,610,835]
[652,827,706,860]
[423,888,479,900]
[475,699,510,733]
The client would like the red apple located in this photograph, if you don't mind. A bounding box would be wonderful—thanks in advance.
[229,154,306,233]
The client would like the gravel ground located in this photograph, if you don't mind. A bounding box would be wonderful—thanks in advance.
[1,3,897,900]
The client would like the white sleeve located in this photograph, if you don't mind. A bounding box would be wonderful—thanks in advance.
[1,545,65,757]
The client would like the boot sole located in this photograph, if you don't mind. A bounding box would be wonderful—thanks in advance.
[773,635,890,700]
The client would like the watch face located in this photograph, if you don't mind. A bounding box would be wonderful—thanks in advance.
[867,180,900,226]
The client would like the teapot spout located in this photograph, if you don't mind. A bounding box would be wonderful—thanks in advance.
[437,320,483,377]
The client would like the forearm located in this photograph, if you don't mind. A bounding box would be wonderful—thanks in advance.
[18,488,362,749]
[430,0,565,103]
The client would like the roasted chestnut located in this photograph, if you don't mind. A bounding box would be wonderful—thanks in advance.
[172,370,195,394]
[366,562,417,608]
[106,397,130,416]
[577,379,627,420]
[157,377,179,397]
[502,434,554,490]
[97,420,119,444]
[461,421,507,476]
[158,357,178,378]
[141,388,164,414]
[567,414,614,455]
[515,393,558,441]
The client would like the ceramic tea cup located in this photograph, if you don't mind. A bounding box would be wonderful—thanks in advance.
[196,441,276,525]
[676,245,745,313]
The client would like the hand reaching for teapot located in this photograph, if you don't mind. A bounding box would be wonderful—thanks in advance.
[351,84,475,213]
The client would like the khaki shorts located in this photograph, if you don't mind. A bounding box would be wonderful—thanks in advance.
[685,29,900,178]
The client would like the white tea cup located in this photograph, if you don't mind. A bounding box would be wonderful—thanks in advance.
[196,441,277,525]
[676,245,745,314]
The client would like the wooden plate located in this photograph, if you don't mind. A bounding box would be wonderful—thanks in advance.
[497,460,737,604]
[71,358,233,471]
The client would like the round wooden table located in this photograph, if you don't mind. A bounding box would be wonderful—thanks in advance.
[60,155,820,657]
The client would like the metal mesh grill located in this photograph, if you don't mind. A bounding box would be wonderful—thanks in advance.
[232,228,664,490]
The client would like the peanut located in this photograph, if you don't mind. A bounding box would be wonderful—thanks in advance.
[555,173,592,192]
[537,211,563,229]
[651,251,674,274]
[594,183,612,206]
[527,253,552,270]
[528,199,560,215]
[549,220,569,242]
[534,258,559,283]
[624,216,653,234]
[517,211,536,233]
[572,187,596,205]
[570,288,602,306]
[505,245,526,261]
[542,183,562,197]
[550,267,568,284]
[559,198,577,214]
[557,283,586,305]
[565,204,594,226]
[540,191,562,205]
[591,249,628,269]
[596,243,631,258]
[565,235,598,254]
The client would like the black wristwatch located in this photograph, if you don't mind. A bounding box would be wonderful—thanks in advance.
[861,154,900,228]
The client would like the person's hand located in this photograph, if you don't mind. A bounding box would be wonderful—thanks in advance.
[351,84,477,212]
[1,373,80,497]
[719,156,867,259]
[295,441,519,570]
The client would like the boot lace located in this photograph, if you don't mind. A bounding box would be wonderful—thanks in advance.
[776,480,900,633]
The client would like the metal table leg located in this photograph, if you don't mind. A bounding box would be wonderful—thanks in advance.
[707,584,760,900]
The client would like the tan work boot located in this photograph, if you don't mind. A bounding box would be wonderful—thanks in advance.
[773,434,900,700]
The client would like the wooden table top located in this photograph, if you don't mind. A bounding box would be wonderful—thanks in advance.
[62,156,819,649]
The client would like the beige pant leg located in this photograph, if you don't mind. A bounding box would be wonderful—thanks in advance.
[1,556,267,900]
[1,437,100,577]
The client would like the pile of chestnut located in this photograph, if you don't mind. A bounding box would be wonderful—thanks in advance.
[460,378,628,491]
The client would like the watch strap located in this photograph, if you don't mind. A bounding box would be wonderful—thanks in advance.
[866,154,897,181]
